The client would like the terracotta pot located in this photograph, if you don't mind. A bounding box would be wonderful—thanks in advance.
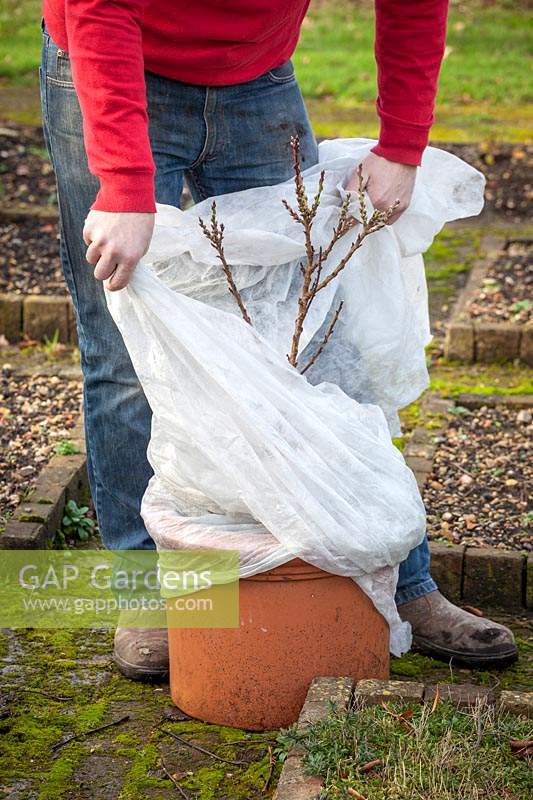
[167,559,389,730]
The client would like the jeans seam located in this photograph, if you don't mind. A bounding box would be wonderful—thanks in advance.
[190,87,215,169]
[46,77,76,88]
[266,73,296,84]
[185,169,208,202]
[41,35,105,532]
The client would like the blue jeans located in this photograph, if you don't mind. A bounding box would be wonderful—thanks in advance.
[39,24,437,604]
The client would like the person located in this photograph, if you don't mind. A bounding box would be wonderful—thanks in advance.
[40,0,517,680]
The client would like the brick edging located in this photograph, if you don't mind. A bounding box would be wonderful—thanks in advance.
[0,203,58,224]
[0,203,75,345]
[0,416,88,548]
[274,677,532,799]
[354,678,533,717]
[446,320,532,365]
[274,677,354,800]
[444,237,532,365]
[404,392,533,612]
[0,293,75,345]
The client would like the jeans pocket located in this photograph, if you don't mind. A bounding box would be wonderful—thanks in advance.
[55,50,73,84]
[46,37,75,88]
[266,59,295,84]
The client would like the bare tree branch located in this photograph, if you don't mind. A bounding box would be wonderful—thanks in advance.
[198,137,399,374]
[287,141,398,369]
[300,301,344,376]
[199,201,253,326]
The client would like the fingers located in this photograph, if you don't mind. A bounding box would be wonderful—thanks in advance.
[357,152,417,225]
[365,184,405,223]
[372,196,405,224]
[85,240,102,265]
[359,164,370,191]
[106,263,136,292]
[82,211,152,290]
[345,164,369,194]
[92,252,137,290]
[93,253,120,282]
[82,222,92,247]
[84,229,135,289]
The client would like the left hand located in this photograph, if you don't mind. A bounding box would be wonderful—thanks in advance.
[346,152,417,225]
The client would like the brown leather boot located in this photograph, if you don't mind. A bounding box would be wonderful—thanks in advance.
[398,590,518,668]
[114,627,169,681]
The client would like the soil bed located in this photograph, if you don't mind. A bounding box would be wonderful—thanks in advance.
[1,126,531,218]
[0,122,56,209]
[1,125,531,219]
[0,217,64,295]
[0,126,530,300]
[438,142,532,223]
[466,239,532,324]
[0,369,82,526]
[424,403,532,551]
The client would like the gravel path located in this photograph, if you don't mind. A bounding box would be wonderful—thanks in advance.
[466,239,532,325]
[0,369,82,525]
[425,404,532,551]
[0,218,64,295]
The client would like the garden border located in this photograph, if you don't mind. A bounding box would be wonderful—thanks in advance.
[0,292,77,345]
[0,391,531,611]
[0,205,76,345]
[403,392,533,612]
[444,237,532,365]
[0,415,88,549]
[274,676,533,799]
[274,677,354,800]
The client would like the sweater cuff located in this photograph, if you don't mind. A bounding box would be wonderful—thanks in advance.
[371,103,432,167]
[91,171,156,213]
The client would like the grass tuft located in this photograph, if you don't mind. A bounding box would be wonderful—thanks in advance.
[282,699,533,799]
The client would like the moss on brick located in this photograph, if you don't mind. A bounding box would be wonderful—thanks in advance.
[430,363,533,397]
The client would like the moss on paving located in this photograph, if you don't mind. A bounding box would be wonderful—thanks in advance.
[117,744,168,800]
[1,617,529,797]
[0,628,280,799]
[113,719,279,800]
[37,745,85,800]
[391,618,533,692]
[397,362,532,448]
[430,363,533,397]
[424,227,483,284]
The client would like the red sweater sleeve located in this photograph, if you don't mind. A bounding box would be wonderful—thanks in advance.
[64,0,156,212]
[371,0,449,166]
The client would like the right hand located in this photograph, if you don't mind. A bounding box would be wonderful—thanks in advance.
[83,210,155,291]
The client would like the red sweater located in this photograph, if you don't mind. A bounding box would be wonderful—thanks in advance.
[43,1,449,213]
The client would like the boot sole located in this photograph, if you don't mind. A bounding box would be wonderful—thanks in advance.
[114,651,169,682]
[412,636,519,669]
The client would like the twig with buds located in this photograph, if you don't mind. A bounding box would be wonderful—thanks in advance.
[199,201,252,326]
[198,136,399,372]
[284,137,398,370]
